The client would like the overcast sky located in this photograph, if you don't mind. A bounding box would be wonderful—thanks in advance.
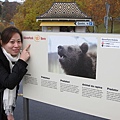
[0,0,25,2]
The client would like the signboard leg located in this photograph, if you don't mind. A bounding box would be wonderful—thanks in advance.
[23,97,29,120]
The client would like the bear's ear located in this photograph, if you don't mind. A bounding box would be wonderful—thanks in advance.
[80,43,88,53]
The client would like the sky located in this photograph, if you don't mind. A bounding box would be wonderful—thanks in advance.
[0,0,25,2]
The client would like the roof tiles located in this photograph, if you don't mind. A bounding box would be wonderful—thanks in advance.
[36,2,91,20]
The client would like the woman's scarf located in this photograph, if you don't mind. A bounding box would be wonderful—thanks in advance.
[2,47,20,115]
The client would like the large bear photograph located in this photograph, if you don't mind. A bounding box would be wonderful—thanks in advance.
[48,35,97,79]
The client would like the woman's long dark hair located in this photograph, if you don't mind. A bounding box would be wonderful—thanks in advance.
[1,26,23,45]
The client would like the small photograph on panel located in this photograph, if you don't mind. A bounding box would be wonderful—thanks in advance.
[48,35,97,79]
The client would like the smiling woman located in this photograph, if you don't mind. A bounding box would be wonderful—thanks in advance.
[0,26,31,120]
[2,33,22,57]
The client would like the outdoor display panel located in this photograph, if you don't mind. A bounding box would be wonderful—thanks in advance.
[22,31,120,120]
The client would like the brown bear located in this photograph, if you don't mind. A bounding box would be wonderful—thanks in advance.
[57,42,96,79]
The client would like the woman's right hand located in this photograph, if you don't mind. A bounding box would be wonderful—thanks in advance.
[20,44,31,62]
[7,114,14,120]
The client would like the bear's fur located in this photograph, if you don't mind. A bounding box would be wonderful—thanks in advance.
[57,43,96,79]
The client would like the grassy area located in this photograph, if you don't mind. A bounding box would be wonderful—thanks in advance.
[88,20,120,33]
[99,20,120,33]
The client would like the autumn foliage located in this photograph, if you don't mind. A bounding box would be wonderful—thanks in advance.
[1,0,120,32]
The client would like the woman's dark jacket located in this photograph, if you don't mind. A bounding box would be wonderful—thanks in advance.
[0,47,28,120]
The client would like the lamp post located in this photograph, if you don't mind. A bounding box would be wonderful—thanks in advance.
[105,2,110,33]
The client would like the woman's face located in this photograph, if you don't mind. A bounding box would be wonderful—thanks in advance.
[2,33,22,57]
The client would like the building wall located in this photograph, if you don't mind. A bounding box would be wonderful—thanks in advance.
[42,26,86,33]
[75,26,86,33]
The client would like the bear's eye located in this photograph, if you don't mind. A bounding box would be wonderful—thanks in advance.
[68,46,73,52]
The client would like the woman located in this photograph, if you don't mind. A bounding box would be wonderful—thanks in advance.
[0,26,30,120]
